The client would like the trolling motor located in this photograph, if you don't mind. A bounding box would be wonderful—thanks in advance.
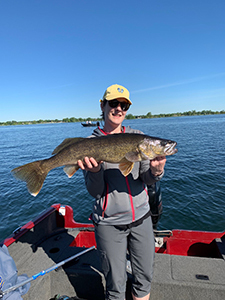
[148,181,163,229]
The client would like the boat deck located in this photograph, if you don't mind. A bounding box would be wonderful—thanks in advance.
[4,206,225,300]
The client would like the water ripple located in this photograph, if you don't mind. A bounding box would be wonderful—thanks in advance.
[0,116,225,240]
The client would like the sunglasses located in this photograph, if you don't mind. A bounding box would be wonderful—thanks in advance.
[108,99,130,111]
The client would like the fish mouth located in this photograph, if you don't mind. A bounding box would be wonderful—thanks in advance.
[164,142,178,155]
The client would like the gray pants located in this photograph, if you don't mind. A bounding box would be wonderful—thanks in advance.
[95,216,155,300]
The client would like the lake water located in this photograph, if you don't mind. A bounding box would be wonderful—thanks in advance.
[0,115,225,241]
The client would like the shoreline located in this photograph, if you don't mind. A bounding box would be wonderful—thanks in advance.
[1,110,224,126]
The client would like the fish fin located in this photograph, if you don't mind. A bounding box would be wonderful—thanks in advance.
[11,160,48,197]
[63,165,79,178]
[125,151,142,162]
[119,158,134,177]
[52,138,85,155]
[140,150,155,160]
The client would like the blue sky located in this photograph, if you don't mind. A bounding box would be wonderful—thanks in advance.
[1,0,225,122]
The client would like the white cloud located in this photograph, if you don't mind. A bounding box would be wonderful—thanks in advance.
[131,72,225,94]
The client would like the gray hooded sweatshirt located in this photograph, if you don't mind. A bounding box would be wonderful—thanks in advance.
[84,126,164,226]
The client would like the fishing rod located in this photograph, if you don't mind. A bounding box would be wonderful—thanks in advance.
[0,246,95,298]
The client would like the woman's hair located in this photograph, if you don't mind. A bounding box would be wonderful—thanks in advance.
[101,99,107,121]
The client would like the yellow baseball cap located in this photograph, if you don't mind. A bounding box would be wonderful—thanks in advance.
[100,84,132,104]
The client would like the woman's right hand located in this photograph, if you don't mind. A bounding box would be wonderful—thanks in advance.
[78,157,102,173]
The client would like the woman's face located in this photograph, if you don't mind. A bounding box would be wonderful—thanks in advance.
[101,98,129,127]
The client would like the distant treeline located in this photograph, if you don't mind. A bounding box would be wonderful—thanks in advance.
[1,110,224,126]
[126,109,225,120]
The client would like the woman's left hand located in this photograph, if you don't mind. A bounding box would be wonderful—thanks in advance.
[150,156,166,177]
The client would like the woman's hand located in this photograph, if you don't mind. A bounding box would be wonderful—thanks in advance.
[150,156,166,177]
[78,157,102,173]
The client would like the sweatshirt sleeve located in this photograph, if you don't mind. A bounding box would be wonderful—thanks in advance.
[83,166,105,198]
[139,160,164,185]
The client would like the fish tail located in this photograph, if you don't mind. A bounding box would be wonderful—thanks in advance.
[11,160,48,196]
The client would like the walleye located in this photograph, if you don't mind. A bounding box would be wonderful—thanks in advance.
[11,133,177,196]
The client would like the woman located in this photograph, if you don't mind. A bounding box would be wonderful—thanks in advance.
[78,84,166,300]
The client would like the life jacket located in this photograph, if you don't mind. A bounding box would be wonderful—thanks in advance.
[0,245,30,299]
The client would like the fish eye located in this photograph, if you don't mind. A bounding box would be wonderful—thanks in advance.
[160,141,167,146]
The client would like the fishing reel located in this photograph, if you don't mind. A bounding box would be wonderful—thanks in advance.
[53,296,71,300]
[53,295,85,300]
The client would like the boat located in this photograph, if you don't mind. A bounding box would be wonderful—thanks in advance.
[1,204,225,300]
[81,121,100,127]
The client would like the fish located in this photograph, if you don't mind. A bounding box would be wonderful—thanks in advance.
[11,133,178,196]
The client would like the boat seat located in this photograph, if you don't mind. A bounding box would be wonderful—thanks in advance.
[151,253,225,299]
